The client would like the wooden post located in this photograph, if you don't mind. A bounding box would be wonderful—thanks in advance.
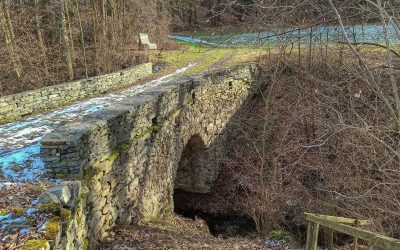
[327,229,334,250]
[306,222,320,250]
[298,27,301,65]
[353,219,360,250]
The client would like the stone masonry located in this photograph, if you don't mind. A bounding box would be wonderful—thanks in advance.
[0,63,152,123]
[40,64,261,249]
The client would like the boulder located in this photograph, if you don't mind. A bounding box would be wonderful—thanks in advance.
[40,185,71,206]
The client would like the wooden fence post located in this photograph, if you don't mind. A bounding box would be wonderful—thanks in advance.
[306,221,320,250]
[327,229,334,250]
[353,219,360,250]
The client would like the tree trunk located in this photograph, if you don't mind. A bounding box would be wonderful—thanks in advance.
[0,0,22,79]
[34,0,49,76]
[55,0,74,80]
[64,0,75,68]
[75,0,88,77]
[102,0,107,39]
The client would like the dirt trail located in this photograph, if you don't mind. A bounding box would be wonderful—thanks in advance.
[210,50,237,69]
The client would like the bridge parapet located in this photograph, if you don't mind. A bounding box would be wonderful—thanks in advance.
[0,63,152,123]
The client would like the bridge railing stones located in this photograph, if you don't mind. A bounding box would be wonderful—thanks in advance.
[39,64,261,248]
[0,63,152,123]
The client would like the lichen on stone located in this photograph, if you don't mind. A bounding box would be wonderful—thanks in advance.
[83,238,89,250]
[168,108,181,118]
[184,99,194,106]
[38,203,61,215]
[42,218,60,239]
[132,129,151,140]
[106,149,120,161]
[148,125,161,133]
[18,239,49,250]
[60,208,72,219]
[120,142,130,150]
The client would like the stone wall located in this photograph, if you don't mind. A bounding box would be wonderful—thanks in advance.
[40,64,262,249]
[0,63,152,123]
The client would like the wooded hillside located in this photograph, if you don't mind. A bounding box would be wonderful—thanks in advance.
[1,0,393,96]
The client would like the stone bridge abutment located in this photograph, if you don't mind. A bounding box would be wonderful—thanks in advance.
[40,64,262,248]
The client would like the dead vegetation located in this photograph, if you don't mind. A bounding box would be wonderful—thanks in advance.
[175,0,400,244]
[99,215,270,250]
[0,0,172,96]
[178,49,400,244]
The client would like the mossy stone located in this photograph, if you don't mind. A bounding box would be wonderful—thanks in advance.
[18,239,50,250]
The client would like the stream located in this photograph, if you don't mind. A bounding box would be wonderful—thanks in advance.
[171,24,400,45]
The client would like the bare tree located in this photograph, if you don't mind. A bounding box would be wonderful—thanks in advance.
[55,0,74,80]
[0,0,22,79]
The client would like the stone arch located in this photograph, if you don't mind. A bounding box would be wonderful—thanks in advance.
[174,134,216,194]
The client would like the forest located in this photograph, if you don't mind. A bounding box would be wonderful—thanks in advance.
[1,0,400,249]
[0,0,391,95]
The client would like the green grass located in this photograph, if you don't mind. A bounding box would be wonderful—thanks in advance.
[268,229,292,243]
[150,44,267,77]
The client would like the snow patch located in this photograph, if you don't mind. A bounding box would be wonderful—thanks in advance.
[0,63,196,183]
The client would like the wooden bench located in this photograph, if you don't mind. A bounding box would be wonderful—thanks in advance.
[138,33,157,50]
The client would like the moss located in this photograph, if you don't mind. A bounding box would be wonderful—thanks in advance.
[81,168,101,184]
[60,208,72,219]
[0,209,9,216]
[43,218,60,239]
[80,188,87,196]
[63,98,76,104]
[18,239,49,250]
[76,215,82,225]
[148,125,161,133]
[120,143,130,150]
[184,99,194,106]
[38,203,61,215]
[11,207,25,216]
[168,108,181,118]
[130,125,162,141]
[213,86,225,94]
[106,149,120,161]
[79,188,88,200]
[83,238,89,250]
[100,140,133,163]
[132,129,151,140]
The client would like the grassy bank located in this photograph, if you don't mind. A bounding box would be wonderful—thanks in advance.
[149,42,267,77]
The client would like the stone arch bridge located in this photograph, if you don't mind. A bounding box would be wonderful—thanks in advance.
[40,64,261,248]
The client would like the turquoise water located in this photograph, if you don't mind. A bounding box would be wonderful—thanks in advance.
[171,24,399,46]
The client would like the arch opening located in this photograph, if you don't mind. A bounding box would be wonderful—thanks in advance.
[173,135,256,238]
[174,134,213,194]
